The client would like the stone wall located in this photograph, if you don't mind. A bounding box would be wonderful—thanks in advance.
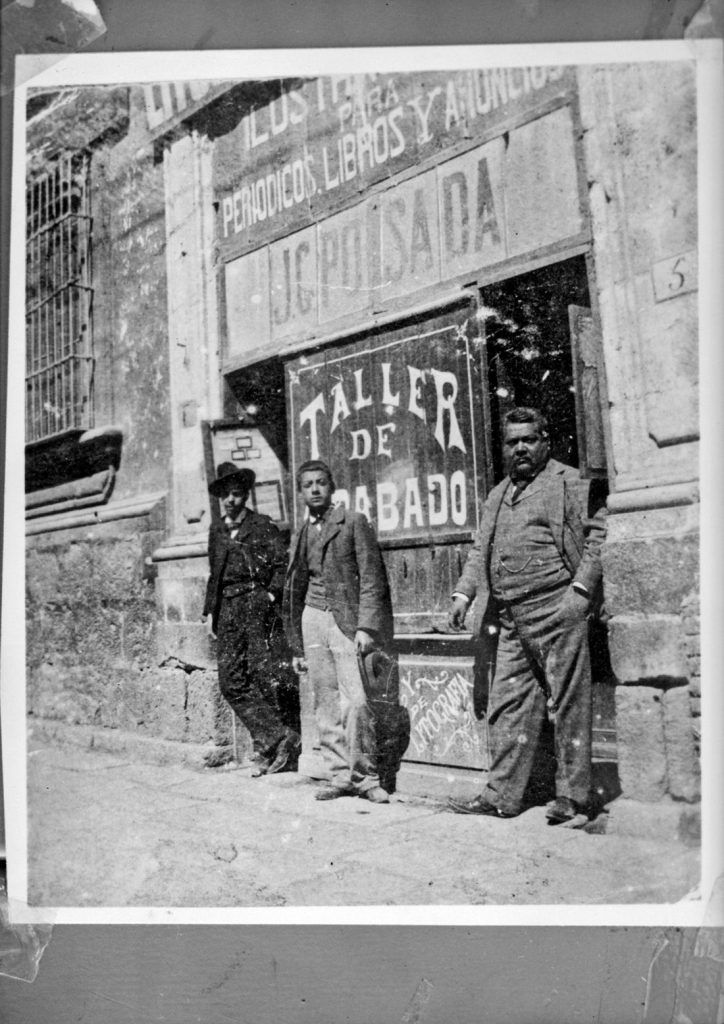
[26,513,227,749]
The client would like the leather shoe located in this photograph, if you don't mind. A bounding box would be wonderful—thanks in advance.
[315,785,355,801]
[265,731,301,774]
[246,753,270,778]
[362,786,390,804]
[447,794,516,818]
[545,796,581,824]
[203,745,234,769]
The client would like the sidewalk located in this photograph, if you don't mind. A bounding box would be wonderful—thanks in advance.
[23,725,700,909]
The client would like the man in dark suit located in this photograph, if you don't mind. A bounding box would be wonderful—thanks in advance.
[202,463,300,773]
[447,407,606,824]
[283,460,392,803]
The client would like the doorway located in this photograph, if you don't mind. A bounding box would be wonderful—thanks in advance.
[480,255,618,779]
[481,255,596,476]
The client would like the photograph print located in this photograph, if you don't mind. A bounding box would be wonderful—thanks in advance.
[5,44,716,918]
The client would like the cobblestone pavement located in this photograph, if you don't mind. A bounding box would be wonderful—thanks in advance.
[24,732,700,909]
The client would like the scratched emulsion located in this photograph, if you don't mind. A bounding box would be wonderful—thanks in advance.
[0,894,52,984]
[400,978,434,1024]
[0,0,106,95]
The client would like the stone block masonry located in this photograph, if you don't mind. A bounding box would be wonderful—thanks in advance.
[26,518,226,749]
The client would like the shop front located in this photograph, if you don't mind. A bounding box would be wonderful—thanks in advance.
[205,67,614,793]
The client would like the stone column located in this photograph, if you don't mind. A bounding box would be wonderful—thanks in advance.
[152,128,236,755]
[577,63,700,833]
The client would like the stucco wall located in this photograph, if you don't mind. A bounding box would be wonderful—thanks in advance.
[92,87,173,503]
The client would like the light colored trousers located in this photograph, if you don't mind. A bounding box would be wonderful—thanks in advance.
[301,605,380,793]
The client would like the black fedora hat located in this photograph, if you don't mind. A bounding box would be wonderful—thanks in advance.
[208,462,256,497]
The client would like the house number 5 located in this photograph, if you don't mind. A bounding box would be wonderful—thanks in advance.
[652,250,698,303]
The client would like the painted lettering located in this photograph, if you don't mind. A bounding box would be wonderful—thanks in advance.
[450,469,467,525]
[475,158,501,249]
[410,188,434,273]
[354,485,372,519]
[428,474,448,527]
[442,171,469,258]
[319,230,339,307]
[272,248,291,326]
[331,381,352,432]
[295,241,313,314]
[376,422,396,458]
[299,392,325,460]
[407,87,442,145]
[403,477,424,529]
[349,429,372,460]
[353,368,372,411]
[377,481,400,531]
[408,367,427,421]
[383,197,407,283]
[381,363,400,410]
[430,370,466,452]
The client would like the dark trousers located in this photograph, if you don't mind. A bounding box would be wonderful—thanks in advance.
[482,583,592,815]
[216,590,299,756]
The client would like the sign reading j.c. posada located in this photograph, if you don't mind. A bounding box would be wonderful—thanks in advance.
[214,67,574,261]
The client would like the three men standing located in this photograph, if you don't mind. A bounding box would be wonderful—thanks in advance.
[447,407,605,824]
[204,405,603,824]
[282,460,393,804]
[202,463,301,775]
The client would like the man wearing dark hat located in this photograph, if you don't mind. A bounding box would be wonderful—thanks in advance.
[283,459,393,804]
[202,463,300,773]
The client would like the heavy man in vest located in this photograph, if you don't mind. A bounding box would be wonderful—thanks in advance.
[447,407,606,824]
[283,460,393,804]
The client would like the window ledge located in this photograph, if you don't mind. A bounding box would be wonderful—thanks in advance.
[25,425,124,517]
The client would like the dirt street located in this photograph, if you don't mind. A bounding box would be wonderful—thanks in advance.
[24,730,700,909]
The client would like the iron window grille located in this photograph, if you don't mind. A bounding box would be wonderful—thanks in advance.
[26,153,94,444]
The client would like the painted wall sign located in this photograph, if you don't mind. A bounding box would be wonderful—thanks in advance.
[143,80,235,136]
[214,67,576,260]
[286,302,485,541]
[225,105,582,363]
[399,656,488,769]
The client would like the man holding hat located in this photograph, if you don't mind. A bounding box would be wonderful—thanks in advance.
[283,459,393,803]
[202,462,300,773]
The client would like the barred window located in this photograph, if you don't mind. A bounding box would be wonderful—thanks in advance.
[26,154,94,444]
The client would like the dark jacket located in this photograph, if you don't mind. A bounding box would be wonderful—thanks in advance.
[203,509,288,633]
[282,505,394,657]
[455,458,607,637]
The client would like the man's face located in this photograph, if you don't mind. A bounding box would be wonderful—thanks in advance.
[503,421,550,481]
[221,484,249,519]
[299,470,333,514]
